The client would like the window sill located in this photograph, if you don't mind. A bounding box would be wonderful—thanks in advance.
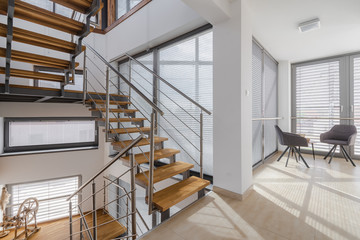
[0,146,99,157]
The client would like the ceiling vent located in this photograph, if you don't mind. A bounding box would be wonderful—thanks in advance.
[298,18,321,33]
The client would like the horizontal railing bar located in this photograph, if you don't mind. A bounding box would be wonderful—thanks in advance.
[67,135,144,201]
[84,43,164,116]
[125,53,211,115]
[292,117,360,120]
[252,117,283,121]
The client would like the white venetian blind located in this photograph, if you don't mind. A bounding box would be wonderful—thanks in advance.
[353,57,360,155]
[295,60,340,152]
[8,176,79,223]
[158,30,213,175]
[9,120,95,147]
[252,42,263,165]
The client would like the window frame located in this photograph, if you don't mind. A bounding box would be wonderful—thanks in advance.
[3,117,98,154]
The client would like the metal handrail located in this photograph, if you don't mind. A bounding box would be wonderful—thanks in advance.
[67,135,144,201]
[252,117,283,121]
[292,117,360,120]
[84,43,164,116]
[125,53,212,116]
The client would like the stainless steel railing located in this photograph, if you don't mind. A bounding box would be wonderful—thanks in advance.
[67,135,144,240]
[81,36,212,232]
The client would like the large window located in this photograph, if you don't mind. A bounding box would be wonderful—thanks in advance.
[293,53,360,158]
[3,117,98,153]
[294,60,340,152]
[252,40,278,166]
[118,26,213,176]
[6,176,80,223]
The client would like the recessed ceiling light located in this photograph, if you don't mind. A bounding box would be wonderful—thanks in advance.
[298,18,321,33]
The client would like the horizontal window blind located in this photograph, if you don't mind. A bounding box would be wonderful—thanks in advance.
[295,61,340,152]
[158,30,213,175]
[8,120,95,147]
[252,42,263,165]
[353,57,360,155]
[7,176,79,223]
[264,53,278,158]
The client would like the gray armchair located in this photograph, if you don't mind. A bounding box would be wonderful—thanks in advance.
[320,125,357,167]
[275,125,310,168]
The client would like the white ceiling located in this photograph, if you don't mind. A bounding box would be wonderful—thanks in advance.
[247,0,360,63]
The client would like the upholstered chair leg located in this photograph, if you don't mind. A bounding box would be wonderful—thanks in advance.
[277,146,289,162]
[285,147,292,167]
[328,145,337,164]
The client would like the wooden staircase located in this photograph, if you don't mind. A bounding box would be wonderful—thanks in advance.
[0,0,210,235]
[87,95,210,225]
[0,0,101,92]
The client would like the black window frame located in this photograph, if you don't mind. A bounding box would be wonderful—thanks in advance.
[3,117,98,153]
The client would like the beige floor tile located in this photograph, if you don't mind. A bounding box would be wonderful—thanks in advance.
[140,153,360,240]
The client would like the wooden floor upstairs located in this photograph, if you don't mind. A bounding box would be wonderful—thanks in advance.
[2,210,126,240]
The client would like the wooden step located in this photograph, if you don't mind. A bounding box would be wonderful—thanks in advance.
[122,148,181,165]
[136,161,194,188]
[109,127,150,134]
[97,118,147,123]
[148,176,210,212]
[0,24,83,54]
[51,0,104,14]
[90,108,138,113]
[0,0,93,35]
[0,47,78,69]
[0,67,64,82]
[112,136,168,148]
[86,99,131,105]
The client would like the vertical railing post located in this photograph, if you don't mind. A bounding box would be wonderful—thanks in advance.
[82,48,87,104]
[128,59,132,99]
[200,111,204,179]
[69,201,73,240]
[92,182,97,240]
[148,112,155,216]
[105,67,110,142]
[80,217,83,240]
[4,0,14,94]
[130,151,137,240]
[126,197,129,239]
[103,180,106,214]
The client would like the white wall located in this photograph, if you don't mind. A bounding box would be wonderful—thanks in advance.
[212,0,253,196]
[0,102,106,211]
[106,0,206,61]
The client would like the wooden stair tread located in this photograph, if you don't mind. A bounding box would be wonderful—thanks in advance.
[51,0,104,15]
[86,99,131,105]
[112,136,168,148]
[67,90,128,98]
[0,67,64,82]
[85,209,126,240]
[122,148,180,165]
[51,0,92,13]
[0,24,82,54]
[0,47,78,69]
[109,127,150,134]
[89,108,137,113]
[97,118,147,123]
[149,176,210,212]
[0,0,93,35]
[136,161,194,187]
